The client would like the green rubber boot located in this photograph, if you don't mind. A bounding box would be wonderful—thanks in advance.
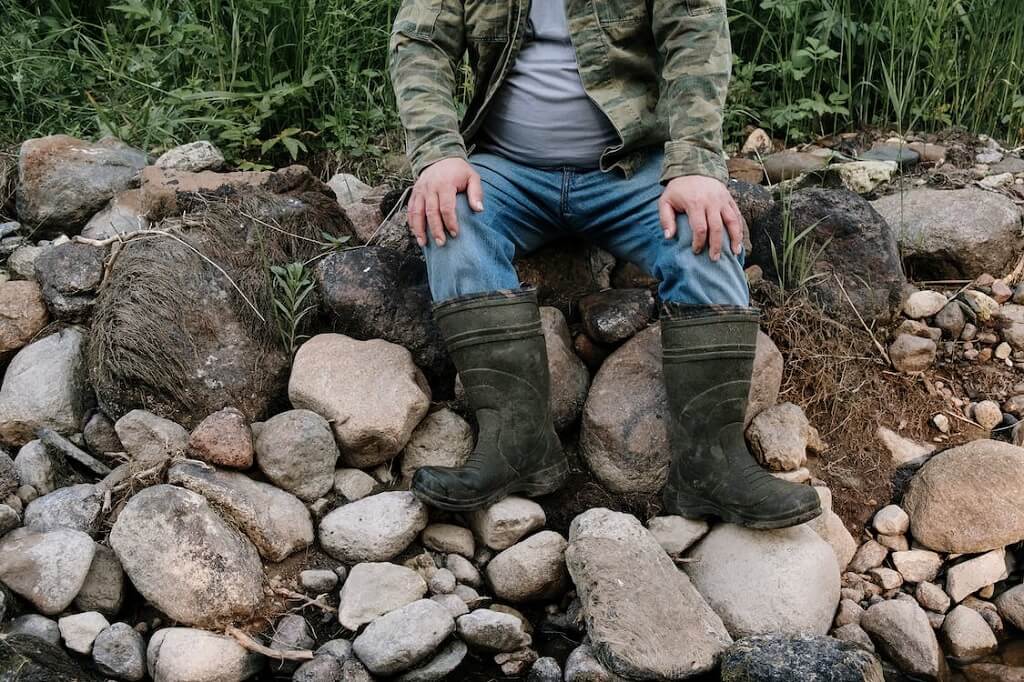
[660,304,821,529]
[411,289,567,511]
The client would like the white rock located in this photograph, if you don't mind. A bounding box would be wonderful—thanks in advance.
[994,584,1024,629]
[328,173,373,205]
[428,568,456,595]
[333,468,377,501]
[57,611,109,655]
[13,440,59,495]
[848,540,888,573]
[486,530,567,602]
[892,549,943,584]
[973,400,1003,430]
[941,605,997,661]
[0,528,95,614]
[351,599,455,676]
[147,627,263,682]
[806,491,857,573]
[338,562,427,631]
[915,581,951,613]
[860,599,946,679]
[300,569,338,594]
[876,427,935,465]
[903,291,948,319]
[868,567,903,591]
[833,160,898,194]
[646,515,709,556]
[431,593,469,618]
[446,554,482,588]
[456,609,532,653]
[155,141,224,172]
[946,549,1009,603]
[745,402,819,472]
[873,505,910,535]
[468,496,546,551]
[319,491,428,563]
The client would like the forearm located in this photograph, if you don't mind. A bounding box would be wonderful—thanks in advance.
[652,0,731,184]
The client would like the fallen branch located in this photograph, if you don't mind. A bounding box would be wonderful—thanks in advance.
[225,626,314,662]
[273,587,337,614]
[37,427,112,476]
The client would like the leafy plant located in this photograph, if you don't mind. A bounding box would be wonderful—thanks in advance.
[270,262,317,358]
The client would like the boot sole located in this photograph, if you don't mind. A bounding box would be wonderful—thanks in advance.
[412,460,570,512]
[668,494,822,530]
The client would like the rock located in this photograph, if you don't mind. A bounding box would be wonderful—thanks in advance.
[762,150,828,183]
[942,605,997,662]
[961,663,1024,681]
[563,643,626,682]
[23,483,101,535]
[422,524,474,558]
[904,291,949,319]
[83,411,123,455]
[146,627,263,682]
[315,247,448,380]
[0,451,16,500]
[995,585,1024,631]
[903,440,1024,552]
[873,505,910,535]
[861,600,946,680]
[876,427,935,465]
[446,554,482,588]
[187,408,254,469]
[58,611,110,654]
[300,569,338,594]
[513,240,614,317]
[906,143,946,164]
[876,533,908,552]
[319,491,428,563]
[16,135,148,235]
[963,290,1000,321]
[338,562,428,631]
[92,622,146,681]
[863,143,918,168]
[751,189,905,325]
[946,549,1008,603]
[916,582,951,613]
[0,633,104,682]
[889,333,937,372]
[719,633,884,681]
[578,289,655,345]
[829,160,897,194]
[729,181,775,241]
[835,599,864,628]
[729,157,765,184]
[395,639,468,682]
[485,530,568,602]
[832,624,875,653]
[269,614,315,671]
[75,544,127,615]
[849,540,888,573]
[646,515,709,556]
[351,599,455,676]
[0,504,19,535]
[167,459,314,562]
[399,409,473,482]
[253,409,338,501]
[81,189,150,240]
[459,610,531,654]
[155,141,224,172]
[328,173,372,205]
[892,550,943,584]
[2,614,60,645]
[7,244,42,281]
[290,334,430,468]
[428,568,457,595]
[0,328,88,447]
[109,485,263,627]
[872,188,1024,279]
[34,242,105,321]
[934,302,966,339]
[334,468,377,501]
[566,508,731,679]
[292,655,344,682]
[868,567,903,590]
[580,325,781,493]
[0,281,48,357]
[973,401,1003,431]
[0,528,95,614]
[685,523,839,637]
[808,503,857,571]
[468,496,547,551]
[746,402,819,471]
[114,410,189,465]
[528,656,563,682]
[541,306,591,431]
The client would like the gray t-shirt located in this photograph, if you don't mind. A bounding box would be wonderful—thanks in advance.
[478,1,620,168]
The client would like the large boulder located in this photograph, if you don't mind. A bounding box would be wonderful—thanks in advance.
[0,528,96,615]
[683,523,840,638]
[289,334,431,468]
[89,188,350,429]
[316,246,449,382]
[579,324,782,494]
[872,187,1024,279]
[16,135,148,235]
[902,440,1024,553]
[750,188,905,326]
[720,634,883,682]
[109,485,264,627]
[566,508,731,679]
[0,328,89,447]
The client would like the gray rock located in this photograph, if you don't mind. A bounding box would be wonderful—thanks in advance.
[889,333,936,373]
[12,440,67,495]
[168,459,314,562]
[564,644,625,682]
[292,655,344,682]
[578,288,656,345]
[994,583,1024,629]
[541,306,591,431]
[319,491,428,563]
[941,605,997,662]
[485,530,568,602]
[428,568,456,595]
[34,242,105,321]
[457,609,531,652]
[328,173,372,205]
[109,485,264,627]
[82,411,123,455]
[719,633,883,681]
[300,569,339,594]
[421,523,474,558]
[934,301,966,339]
[351,599,455,676]
[395,639,468,682]
[114,409,189,463]
[685,523,840,637]
[468,496,547,551]
[0,450,17,499]
[16,135,148,234]
[334,468,376,501]
[269,614,315,673]
[762,150,829,183]
[75,543,127,615]
[289,333,431,468]
[254,409,339,501]
[431,593,469,618]
[155,141,224,172]
[0,328,88,447]
[7,245,43,280]
[93,622,147,681]
[399,408,474,483]
[566,509,731,679]
[446,553,482,588]
[0,504,18,535]
[0,527,95,614]
[146,627,264,681]
[0,633,104,682]
[645,515,709,556]
[3,614,61,644]
[746,402,819,471]
[527,657,562,682]
[81,189,150,240]
[891,549,942,584]
[872,187,1024,279]
[915,582,951,614]
[23,483,102,535]
[860,599,947,680]
[338,562,427,631]
[831,624,875,653]
[57,611,109,654]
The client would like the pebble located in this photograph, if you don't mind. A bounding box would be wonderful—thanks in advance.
[57,611,110,655]
[486,530,568,603]
[831,623,875,653]
[876,533,909,552]
[931,413,950,433]
[468,496,546,551]
[889,333,936,373]
[431,593,470,618]
[0,528,96,614]
[91,622,147,681]
[872,505,910,535]
[446,553,482,588]
[422,523,475,558]
[868,567,903,591]
[457,609,532,653]
[834,599,864,627]
[255,409,339,501]
[300,569,339,594]
[399,408,474,483]
[428,568,457,595]
[563,644,623,682]
[75,544,127,616]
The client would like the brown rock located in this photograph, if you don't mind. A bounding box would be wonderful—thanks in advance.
[889,334,937,373]
[0,280,48,356]
[762,150,828,183]
[188,408,254,469]
[728,157,764,184]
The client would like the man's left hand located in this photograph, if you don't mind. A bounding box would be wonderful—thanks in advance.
[659,175,745,262]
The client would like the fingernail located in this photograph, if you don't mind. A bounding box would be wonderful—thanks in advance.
[473,201,483,211]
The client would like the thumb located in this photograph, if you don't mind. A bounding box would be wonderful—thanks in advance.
[467,172,484,212]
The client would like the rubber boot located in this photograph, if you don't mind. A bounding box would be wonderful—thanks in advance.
[411,288,567,511]
[660,304,821,529]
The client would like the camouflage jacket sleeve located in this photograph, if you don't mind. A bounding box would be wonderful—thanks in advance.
[652,0,731,184]
[389,0,467,178]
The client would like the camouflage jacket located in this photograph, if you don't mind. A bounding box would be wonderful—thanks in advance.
[388,0,731,183]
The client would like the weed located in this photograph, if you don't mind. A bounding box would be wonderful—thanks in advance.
[270,262,316,358]
[769,191,831,295]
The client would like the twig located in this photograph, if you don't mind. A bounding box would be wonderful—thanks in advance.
[273,588,337,614]
[225,626,314,662]
[943,410,983,430]
[366,185,412,246]
[832,273,891,365]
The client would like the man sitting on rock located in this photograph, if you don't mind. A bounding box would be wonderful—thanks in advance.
[389,0,821,528]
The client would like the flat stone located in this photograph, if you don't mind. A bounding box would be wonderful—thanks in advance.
[254,409,338,501]
[486,530,568,603]
[646,515,709,556]
[719,633,884,681]
[23,483,102,535]
[319,491,428,563]
[762,150,828,183]
[468,496,546,551]
[566,509,731,679]
[399,408,474,483]
[351,599,455,676]
[860,600,946,680]
[457,609,532,652]
[146,627,263,681]
[187,407,253,469]
[338,562,427,631]
[328,173,373,205]
[0,528,95,614]
[942,605,997,662]
[946,550,1009,603]
[92,622,146,681]
[300,569,339,594]
[57,611,109,654]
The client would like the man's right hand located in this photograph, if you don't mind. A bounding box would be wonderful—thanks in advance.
[409,158,485,247]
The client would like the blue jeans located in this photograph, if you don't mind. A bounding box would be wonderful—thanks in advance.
[423,151,749,306]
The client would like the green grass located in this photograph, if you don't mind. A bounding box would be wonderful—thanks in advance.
[1,0,1021,175]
